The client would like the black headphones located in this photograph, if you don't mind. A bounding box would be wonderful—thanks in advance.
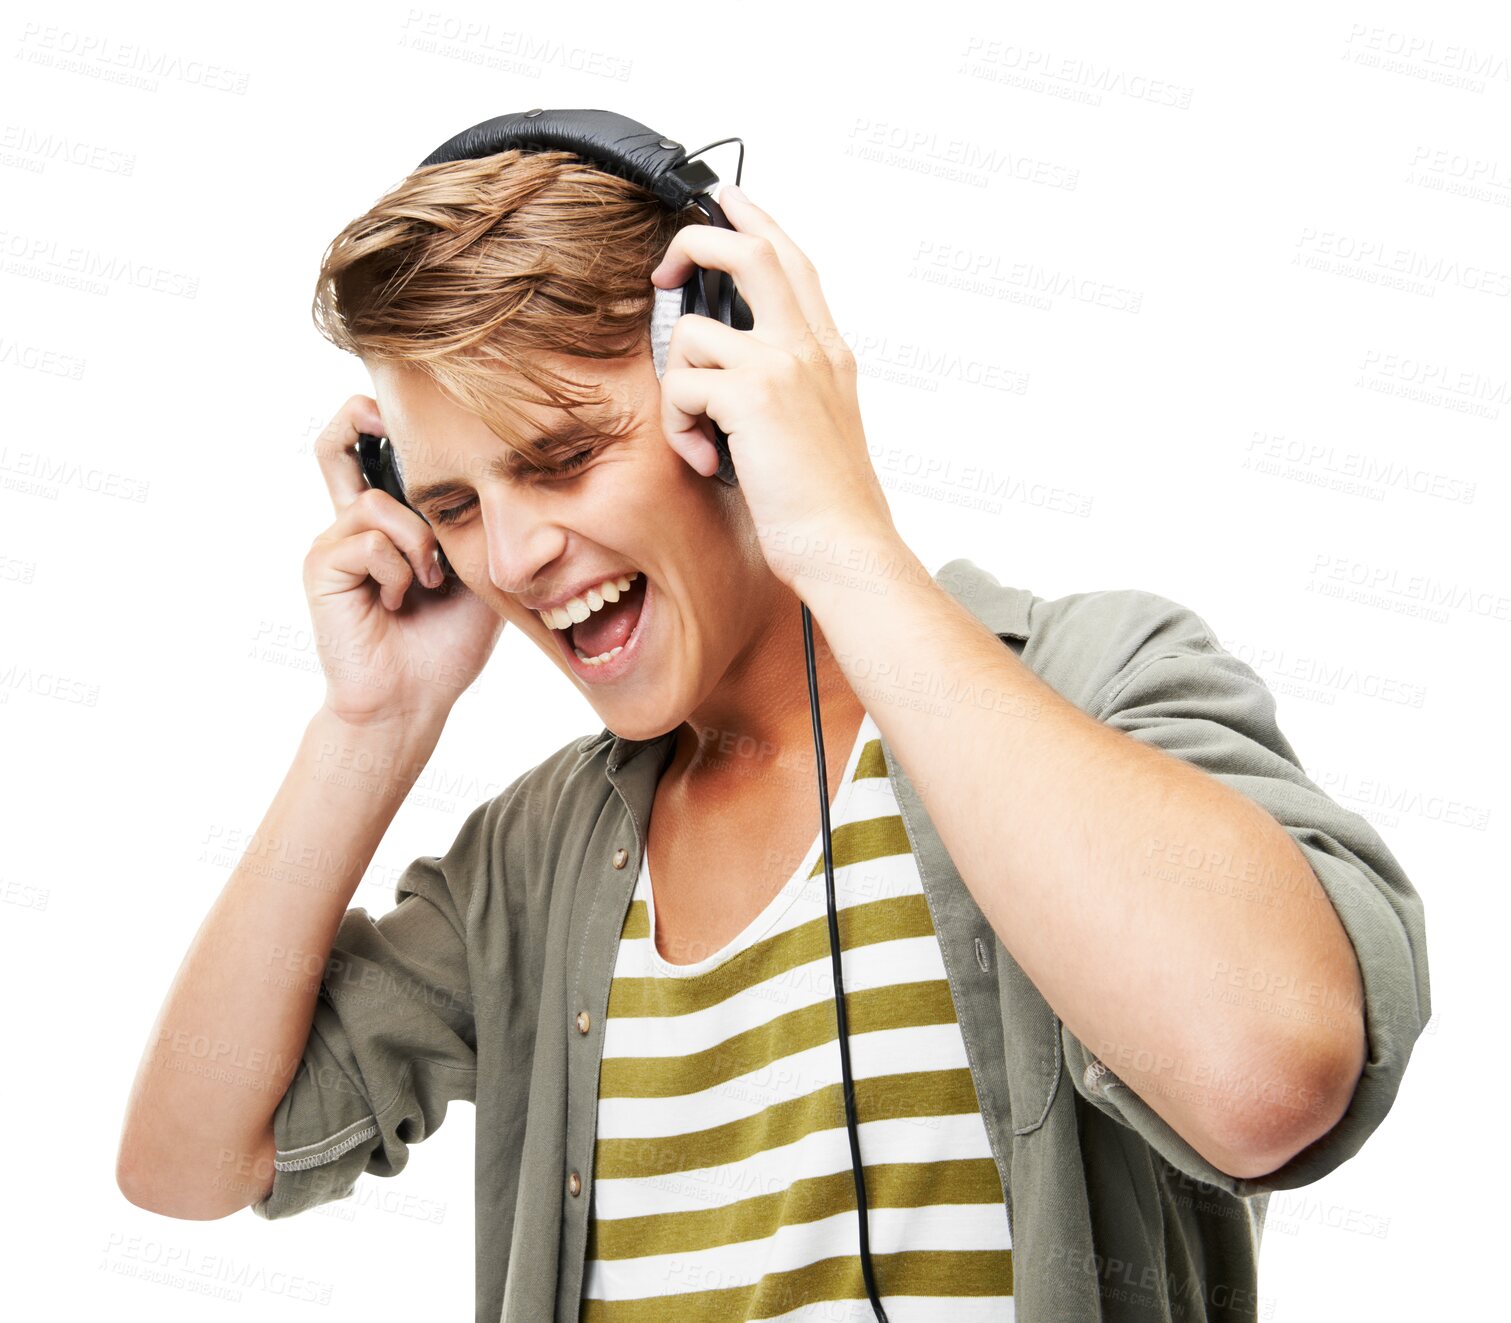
[354,108,890,1322]
[355,108,752,576]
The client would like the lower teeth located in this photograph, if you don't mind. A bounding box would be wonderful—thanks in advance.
[573,643,623,666]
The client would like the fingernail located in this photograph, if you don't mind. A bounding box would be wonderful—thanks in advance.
[723,183,747,205]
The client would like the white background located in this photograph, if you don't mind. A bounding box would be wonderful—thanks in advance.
[2,0,1500,1318]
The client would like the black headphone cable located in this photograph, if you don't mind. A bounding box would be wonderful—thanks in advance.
[803,602,890,1323]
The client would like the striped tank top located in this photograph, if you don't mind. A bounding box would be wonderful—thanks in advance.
[581,710,1015,1322]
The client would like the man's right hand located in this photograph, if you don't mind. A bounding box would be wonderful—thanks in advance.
[305,395,504,729]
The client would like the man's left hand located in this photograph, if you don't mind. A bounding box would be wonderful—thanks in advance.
[650,184,899,593]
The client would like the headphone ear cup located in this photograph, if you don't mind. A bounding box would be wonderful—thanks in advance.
[650,284,680,381]
[651,272,748,371]
[729,285,754,333]
[356,434,457,580]
[357,433,404,501]
[653,267,741,487]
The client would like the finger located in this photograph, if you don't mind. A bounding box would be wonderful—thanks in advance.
[668,310,846,433]
[665,312,778,374]
[715,186,840,330]
[657,366,730,478]
[315,395,387,515]
[311,527,417,613]
[651,225,808,345]
[717,189,856,372]
[329,485,446,589]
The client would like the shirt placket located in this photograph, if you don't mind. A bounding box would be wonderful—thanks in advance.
[556,735,673,1321]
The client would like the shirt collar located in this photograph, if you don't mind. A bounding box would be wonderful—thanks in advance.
[580,556,1034,772]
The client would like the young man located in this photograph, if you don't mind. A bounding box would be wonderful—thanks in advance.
[117,150,1431,1323]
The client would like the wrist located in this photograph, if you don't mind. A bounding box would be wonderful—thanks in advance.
[305,704,445,797]
[782,523,925,614]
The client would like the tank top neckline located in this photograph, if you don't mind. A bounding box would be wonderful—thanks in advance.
[641,711,875,978]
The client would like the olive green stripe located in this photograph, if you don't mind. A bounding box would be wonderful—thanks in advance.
[608,888,936,1019]
[808,813,914,882]
[593,1068,982,1180]
[580,1248,1013,1322]
[587,1157,1005,1261]
[601,979,958,1099]
[622,901,650,940]
[615,806,913,950]
[853,737,888,781]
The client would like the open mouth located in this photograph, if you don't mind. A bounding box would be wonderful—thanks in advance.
[548,572,650,676]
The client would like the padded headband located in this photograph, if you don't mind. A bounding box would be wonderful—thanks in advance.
[418,108,720,211]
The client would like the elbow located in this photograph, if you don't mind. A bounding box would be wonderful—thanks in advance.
[115,1139,268,1221]
[1207,1012,1368,1182]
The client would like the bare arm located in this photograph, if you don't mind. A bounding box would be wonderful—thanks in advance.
[798,529,1368,1182]
[116,395,504,1220]
[115,706,443,1219]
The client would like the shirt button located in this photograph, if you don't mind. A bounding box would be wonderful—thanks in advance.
[567,1169,582,1197]
[612,847,628,869]
[1084,1057,1122,1097]
[575,1010,591,1034]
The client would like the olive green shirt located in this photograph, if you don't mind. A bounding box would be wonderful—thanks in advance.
[250,557,1432,1323]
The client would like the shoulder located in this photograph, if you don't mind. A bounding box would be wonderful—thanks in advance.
[1035,588,1231,720]
[484,730,616,842]
[934,558,1216,658]
[413,731,612,916]
[993,583,1224,718]
[1030,586,1221,672]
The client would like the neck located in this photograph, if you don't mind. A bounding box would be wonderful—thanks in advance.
[667,588,866,804]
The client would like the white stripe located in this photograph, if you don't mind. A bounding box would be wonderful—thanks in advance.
[592,1114,1000,1220]
[632,821,919,974]
[602,935,950,1058]
[597,1022,977,1138]
[582,1203,1011,1301]
[757,1293,1016,1323]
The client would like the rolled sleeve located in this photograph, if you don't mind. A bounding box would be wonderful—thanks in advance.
[251,802,486,1221]
[1058,592,1431,1199]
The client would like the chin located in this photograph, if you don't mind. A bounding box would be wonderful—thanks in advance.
[588,696,686,747]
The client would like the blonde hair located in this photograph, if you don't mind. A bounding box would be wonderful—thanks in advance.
[312,149,703,466]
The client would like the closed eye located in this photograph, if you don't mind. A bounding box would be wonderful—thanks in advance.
[553,445,597,474]
[429,445,598,526]
[431,497,477,526]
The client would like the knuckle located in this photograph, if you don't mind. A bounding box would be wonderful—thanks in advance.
[360,528,391,560]
[746,236,780,267]
[790,339,824,372]
[753,365,788,407]
[818,328,855,369]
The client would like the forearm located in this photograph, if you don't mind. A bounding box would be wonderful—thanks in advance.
[798,531,1365,1177]
[116,706,444,1218]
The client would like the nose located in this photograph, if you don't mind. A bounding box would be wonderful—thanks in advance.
[478,488,567,600]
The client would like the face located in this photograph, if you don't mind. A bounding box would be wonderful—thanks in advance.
[368,350,784,742]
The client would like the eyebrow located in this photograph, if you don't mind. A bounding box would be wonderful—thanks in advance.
[403,413,621,511]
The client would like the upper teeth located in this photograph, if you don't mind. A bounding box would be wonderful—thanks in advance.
[537,571,640,631]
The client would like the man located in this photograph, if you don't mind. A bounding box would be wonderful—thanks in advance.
[117,149,1430,1323]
